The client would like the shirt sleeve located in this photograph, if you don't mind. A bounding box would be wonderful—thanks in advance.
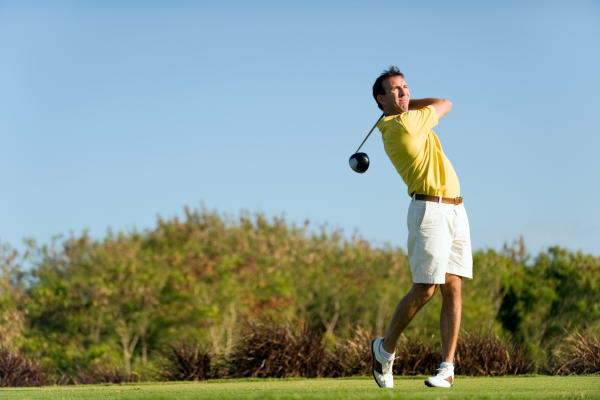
[398,105,439,137]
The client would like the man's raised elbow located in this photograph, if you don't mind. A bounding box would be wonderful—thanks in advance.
[433,99,452,119]
[443,99,453,116]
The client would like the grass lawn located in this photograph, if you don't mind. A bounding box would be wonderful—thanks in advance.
[1,375,600,399]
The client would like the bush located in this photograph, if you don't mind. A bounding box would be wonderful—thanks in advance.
[456,329,533,376]
[324,330,440,377]
[394,335,440,376]
[324,329,534,378]
[552,330,600,375]
[228,320,325,378]
[0,347,45,387]
[323,327,373,377]
[160,342,212,381]
[70,363,141,385]
[14,207,599,376]
[225,323,537,378]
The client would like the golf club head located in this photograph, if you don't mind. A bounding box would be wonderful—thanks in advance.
[349,152,369,173]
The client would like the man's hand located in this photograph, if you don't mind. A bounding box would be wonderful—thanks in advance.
[409,98,452,119]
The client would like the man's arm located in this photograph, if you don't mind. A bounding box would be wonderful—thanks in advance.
[409,98,452,119]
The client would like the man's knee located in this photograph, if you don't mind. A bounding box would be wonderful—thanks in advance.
[440,274,462,298]
[410,283,437,304]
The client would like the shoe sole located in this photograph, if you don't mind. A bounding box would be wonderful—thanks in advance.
[371,339,383,388]
[424,380,453,388]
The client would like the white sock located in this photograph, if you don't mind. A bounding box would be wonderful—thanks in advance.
[379,342,395,360]
[440,362,454,369]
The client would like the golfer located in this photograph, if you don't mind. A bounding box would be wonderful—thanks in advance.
[370,66,472,388]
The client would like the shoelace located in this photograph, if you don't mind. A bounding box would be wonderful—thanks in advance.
[436,366,454,377]
[381,356,402,375]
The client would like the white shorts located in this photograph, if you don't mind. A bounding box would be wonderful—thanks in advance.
[407,196,473,284]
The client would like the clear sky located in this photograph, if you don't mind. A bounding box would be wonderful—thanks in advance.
[1,0,599,257]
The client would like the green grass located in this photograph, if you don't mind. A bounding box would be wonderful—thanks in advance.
[1,376,600,399]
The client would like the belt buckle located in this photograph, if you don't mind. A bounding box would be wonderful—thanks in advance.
[454,197,458,205]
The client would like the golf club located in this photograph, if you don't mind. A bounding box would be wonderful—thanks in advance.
[349,113,384,173]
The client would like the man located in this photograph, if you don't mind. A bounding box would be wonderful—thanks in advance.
[370,66,473,388]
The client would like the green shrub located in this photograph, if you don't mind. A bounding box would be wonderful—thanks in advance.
[0,207,596,378]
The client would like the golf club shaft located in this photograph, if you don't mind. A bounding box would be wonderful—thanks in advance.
[355,113,385,154]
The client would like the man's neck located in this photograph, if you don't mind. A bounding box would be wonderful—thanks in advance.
[384,110,405,117]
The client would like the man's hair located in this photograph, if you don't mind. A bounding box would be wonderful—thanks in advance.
[373,66,404,110]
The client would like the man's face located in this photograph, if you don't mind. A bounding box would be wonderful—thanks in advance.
[378,75,410,115]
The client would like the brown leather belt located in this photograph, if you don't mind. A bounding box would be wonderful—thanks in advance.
[414,193,463,205]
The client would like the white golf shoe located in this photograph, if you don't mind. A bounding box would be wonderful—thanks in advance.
[371,338,394,388]
[425,364,454,387]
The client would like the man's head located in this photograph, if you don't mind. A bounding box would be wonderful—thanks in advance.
[373,66,410,115]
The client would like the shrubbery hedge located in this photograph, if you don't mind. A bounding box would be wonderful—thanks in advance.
[0,207,598,385]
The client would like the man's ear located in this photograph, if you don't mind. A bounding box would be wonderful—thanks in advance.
[376,94,386,108]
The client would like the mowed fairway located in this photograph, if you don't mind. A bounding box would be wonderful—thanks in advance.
[2,376,600,400]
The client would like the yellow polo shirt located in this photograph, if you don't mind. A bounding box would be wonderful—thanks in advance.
[377,105,460,198]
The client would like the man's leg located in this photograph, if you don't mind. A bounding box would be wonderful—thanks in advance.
[382,283,437,353]
[372,283,437,388]
[439,273,462,362]
[424,273,462,388]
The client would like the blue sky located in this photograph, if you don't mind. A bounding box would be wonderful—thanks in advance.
[1,0,599,257]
